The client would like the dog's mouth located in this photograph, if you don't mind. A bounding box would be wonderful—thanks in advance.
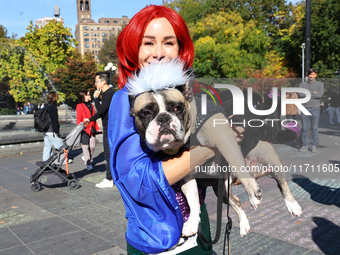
[158,126,177,141]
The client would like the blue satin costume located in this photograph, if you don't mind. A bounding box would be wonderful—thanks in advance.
[107,87,184,254]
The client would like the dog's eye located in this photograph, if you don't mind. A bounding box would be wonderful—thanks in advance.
[173,105,183,112]
[140,110,152,117]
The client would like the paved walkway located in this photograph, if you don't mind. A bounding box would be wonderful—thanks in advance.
[0,113,339,255]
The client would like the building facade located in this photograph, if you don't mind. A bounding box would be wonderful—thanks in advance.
[35,6,64,29]
[74,0,130,61]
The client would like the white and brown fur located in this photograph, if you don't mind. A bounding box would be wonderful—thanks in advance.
[128,60,302,237]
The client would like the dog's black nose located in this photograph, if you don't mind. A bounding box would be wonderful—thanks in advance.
[157,113,172,125]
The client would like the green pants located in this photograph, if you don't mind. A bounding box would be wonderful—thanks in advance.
[127,203,213,255]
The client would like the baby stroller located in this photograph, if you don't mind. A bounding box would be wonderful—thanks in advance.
[30,123,85,192]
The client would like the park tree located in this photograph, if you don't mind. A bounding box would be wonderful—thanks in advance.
[282,0,340,78]
[0,20,77,103]
[189,11,270,78]
[98,35,119,66]
[0,25,8,40]
[52,52,99,108]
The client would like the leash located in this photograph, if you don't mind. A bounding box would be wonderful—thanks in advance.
[223,169,232,255]
[197,171,232,255]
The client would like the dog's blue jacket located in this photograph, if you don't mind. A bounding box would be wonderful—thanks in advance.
[107,87,183,253]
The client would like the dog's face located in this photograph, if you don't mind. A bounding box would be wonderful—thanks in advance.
[130,86,191,154]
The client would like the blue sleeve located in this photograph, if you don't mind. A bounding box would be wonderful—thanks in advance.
[107,87,183,253]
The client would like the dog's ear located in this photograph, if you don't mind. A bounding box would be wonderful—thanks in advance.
[129,95,136,117]
[176,73,194,102]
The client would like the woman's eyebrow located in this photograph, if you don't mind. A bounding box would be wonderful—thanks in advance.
[142,35,176,40]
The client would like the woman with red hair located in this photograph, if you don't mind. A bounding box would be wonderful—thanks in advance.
[108,5,215,254]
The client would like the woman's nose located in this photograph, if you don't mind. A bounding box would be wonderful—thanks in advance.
[153,45,165,61]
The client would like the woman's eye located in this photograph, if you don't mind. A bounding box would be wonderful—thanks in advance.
[165,41,174,46]
[144,41,153,46]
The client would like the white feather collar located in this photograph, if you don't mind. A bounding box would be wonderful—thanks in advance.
[126,60,191,96]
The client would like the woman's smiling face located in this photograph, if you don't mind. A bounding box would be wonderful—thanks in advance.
[138,18,180,69]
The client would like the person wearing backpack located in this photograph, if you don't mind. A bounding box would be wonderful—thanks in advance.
[42,92,69,163]
[76,90,101,171]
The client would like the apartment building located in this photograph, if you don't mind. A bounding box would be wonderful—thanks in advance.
[74,0,130,61]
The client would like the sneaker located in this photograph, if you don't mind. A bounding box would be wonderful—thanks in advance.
[81,156,85,161]
[87,164,93,171]
[299,146,308,152]
[63,159,73,164]
[310,145,317,153]
[95,178,113,188]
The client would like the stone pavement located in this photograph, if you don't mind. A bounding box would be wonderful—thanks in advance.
[0,113,339,255]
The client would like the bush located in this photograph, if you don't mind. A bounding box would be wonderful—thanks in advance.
[0,108,17,115]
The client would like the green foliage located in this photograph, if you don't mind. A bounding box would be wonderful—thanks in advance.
[0,20,78,103]
[189,11,269,78]
[0,108,16,115]
[98,35,118,66]
[52,54,99,108]
[0,25,8,40]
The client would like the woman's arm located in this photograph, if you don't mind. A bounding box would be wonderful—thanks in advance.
[162,146,215,185]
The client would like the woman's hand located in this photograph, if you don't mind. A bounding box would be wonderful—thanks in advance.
[162,145,215,185]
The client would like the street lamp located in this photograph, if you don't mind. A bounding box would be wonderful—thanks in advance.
[104,62,117,87]
[335,67,340,90]
[301,43,305,82]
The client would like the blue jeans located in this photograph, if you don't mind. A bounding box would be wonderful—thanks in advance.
[43,133,64,162]
[300,107,320,147]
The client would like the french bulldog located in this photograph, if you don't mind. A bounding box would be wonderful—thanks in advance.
[127,60,302,237]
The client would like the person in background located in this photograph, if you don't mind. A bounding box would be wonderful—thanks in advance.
[298,68,324,153]
[76,90,101,171]
[27,101,34,114]
[328,88,340,124]
[42,92,71,164]
[286,92,299,120]
[84,72,115,188]
[23,103,28,114]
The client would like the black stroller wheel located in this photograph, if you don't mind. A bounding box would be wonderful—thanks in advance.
[31,181,41,192]
[68,179,79,190]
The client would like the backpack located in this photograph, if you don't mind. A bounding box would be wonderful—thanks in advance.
[34,105,50,132]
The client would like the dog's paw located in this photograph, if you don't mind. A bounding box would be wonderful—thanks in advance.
[239,213,250,237]
[182,215,200,237]
[248,185,262,210]
[285,199,302,216]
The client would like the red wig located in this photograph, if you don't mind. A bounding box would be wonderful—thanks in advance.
[116,5,194,89]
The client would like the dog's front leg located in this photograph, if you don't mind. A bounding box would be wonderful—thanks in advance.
[180,175,201,237]
[197,113,262,209]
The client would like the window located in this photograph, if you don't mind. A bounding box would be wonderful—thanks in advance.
[83,26,88,30]
[91,27,93,30]
[84,32,89,36]
[101,27,103,31]
[103,38,107,42]
[102,33,107,37]
[84,38,89,42]
[85,1,89,11]
[85,44,90,48]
